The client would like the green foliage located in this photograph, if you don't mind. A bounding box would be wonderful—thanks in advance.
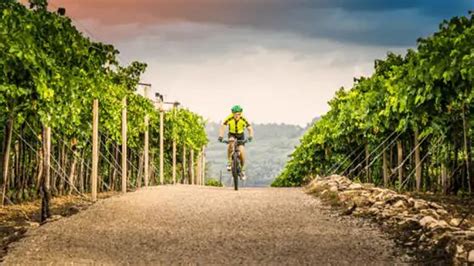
[274,12,474,191]
[205,178,223,187]
[0,1,208,193]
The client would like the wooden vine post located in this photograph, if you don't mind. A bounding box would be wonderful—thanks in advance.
[172,140,177,184]
[196,150,202,185]
[202,146,206,186]
[397,140,403,188]
[414,128,422,191]
[462,106,472,193]
[144,114,149,187]
[382,145,389,187]
[441,163,448,194]
[143,85,150,187]
[190,149,195,185]
[365,143,370,183]
[40,125,51,222]
[1,117,13,206]
[121,97,127,193]
[159,100,164,185]
[67,138,78,195]
[182,146,187,184]
[91,99,99,201]
[172,103,179,185]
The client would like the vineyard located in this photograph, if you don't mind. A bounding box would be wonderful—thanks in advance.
[273,12,474,195]
[0,0,208,219]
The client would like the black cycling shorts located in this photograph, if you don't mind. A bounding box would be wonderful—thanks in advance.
[228,133,245,145]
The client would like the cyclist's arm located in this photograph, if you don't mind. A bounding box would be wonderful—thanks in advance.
[247,125,254,139]
[219,123,227,139]
[220,115,233,138]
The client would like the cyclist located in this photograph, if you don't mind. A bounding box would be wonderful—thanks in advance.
[218,105,254,180]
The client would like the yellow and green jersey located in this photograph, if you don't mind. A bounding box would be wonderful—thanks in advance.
[223,114,250,134]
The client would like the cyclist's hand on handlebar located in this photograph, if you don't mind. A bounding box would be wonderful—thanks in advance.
[248,136,253,142]
[218,136,223,142]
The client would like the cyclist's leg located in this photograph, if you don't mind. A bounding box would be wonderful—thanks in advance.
[238,145,247,180]
[235,134,246,168]
[227,142,232,162]
[239,145,246,168]
[227,136,235,170]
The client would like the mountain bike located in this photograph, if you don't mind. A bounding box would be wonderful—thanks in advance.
[223,138,248,191]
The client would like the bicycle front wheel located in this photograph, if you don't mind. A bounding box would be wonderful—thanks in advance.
[231,154,240,191]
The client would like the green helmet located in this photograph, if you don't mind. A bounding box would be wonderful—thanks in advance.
[231,105,243,113]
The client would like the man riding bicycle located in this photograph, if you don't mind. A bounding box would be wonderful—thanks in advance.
[218,105,254,180]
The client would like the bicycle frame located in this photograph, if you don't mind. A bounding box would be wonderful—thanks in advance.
[223,138,247,190]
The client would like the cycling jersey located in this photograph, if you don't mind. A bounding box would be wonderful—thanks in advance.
[223,114,250,134]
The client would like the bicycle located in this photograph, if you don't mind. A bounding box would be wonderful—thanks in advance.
[222,138,248,191]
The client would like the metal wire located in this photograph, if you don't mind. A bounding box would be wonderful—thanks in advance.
[13,129,88,199]
[399,136,443,190]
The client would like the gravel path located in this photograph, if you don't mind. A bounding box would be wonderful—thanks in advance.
[4,186,403,265]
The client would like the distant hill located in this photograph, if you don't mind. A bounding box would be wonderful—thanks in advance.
[305,116,321,129]
[205,122,305,187]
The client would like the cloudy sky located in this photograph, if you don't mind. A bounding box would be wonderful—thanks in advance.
[47,0,471,126]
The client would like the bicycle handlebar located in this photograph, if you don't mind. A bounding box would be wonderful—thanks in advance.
[222,139,248,144]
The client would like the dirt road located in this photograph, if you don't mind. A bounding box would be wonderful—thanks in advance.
[4,186,404,264]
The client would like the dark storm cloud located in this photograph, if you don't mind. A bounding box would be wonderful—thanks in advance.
[318,0,469,14]
[54,0,472,46]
